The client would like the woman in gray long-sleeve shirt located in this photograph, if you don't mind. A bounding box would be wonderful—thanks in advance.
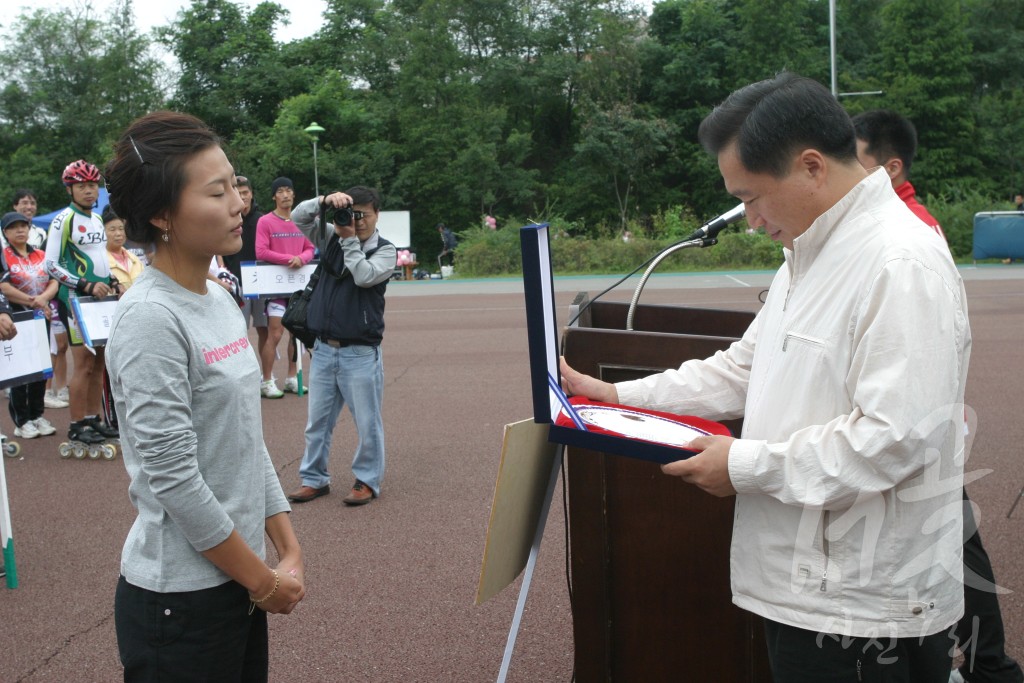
[104,111,305,682]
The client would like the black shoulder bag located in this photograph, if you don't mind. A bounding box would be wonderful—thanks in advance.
[281,199,344,348]
[281,262,322,349]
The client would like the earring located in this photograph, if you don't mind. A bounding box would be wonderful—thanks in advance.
[162,231,169,243]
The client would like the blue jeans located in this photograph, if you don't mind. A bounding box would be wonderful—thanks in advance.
[298,341,385,495]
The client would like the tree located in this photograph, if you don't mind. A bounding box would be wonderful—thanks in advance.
[158,0,310,140]
[573,103,674,232]
[0,0,165,211]
[876,0,976,192]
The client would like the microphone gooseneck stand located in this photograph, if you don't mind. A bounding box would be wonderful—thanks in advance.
[625,203,746,331]
[625,236,719,331]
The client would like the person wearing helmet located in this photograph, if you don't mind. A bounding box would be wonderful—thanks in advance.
[44,160,121,446]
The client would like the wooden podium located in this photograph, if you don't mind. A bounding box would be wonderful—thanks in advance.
[562,295,772,682]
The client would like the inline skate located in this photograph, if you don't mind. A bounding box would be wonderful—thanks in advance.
[0,428,20,459]
[59,420,117,461]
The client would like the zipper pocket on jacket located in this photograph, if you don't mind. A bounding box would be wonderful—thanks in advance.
[783,331,826,352]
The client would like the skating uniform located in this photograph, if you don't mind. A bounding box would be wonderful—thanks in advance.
[44,205,112,345]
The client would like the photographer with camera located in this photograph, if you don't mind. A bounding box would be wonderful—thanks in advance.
[286,187,397,506]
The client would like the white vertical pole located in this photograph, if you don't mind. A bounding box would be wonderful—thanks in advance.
[829,0,838,96]
[495,444,563,682]
[0,443,18,588]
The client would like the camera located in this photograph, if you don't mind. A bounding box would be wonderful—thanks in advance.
[326,206,353,226]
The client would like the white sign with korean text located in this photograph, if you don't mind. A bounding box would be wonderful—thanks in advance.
[240,262,319,298]
[71,295,120,347]
[0,312,52,390]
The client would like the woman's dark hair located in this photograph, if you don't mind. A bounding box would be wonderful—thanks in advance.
[101,205,119,225]
[698,72,858,178]
[105,111,222,243]
[345,185,381,212]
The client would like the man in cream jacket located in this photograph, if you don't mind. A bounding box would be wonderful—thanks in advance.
[562,72,970,682]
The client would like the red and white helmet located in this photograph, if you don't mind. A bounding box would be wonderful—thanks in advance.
[62,159,102,186]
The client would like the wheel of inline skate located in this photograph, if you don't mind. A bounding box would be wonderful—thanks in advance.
[59,442,73,459]
[100,444,117,461]
[72,442,86,459]
[88,445,101,460]
[3,441,20,458]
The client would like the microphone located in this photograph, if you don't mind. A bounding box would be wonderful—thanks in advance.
[684,203,746,241]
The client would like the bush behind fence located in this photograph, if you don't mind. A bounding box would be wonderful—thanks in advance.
[451,195,1009,278]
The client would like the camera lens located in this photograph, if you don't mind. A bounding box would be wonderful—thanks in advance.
[329,206,353,225]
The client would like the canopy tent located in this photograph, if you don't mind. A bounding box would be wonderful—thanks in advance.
[31,187,110,228]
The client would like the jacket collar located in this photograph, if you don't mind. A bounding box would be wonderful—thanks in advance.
[786,168,892,271]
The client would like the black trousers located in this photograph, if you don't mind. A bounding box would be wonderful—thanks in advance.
[8,379,45,427]
[764,619,953,682]
[955,491,1024,683]
[115,576,269,683]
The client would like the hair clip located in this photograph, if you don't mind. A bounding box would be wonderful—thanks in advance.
[129,136,146,164]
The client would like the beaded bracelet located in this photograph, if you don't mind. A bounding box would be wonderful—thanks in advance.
[248,570,280,615]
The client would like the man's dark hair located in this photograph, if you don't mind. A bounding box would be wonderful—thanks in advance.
[345,186,381,212]
[12,189,36,205]
[851,109,918,173]
[698,72,858,177]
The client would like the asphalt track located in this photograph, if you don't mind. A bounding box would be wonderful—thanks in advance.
[1,264,1022,682]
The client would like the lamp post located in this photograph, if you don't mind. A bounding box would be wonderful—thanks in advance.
[296,122,326,398]
[304,122,325,199]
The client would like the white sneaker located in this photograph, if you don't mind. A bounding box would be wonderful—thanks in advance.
[57,386,69,403]
[283,376,307,394]
[14,421,40,439]
[260,380,284,399]
[44,390,69,409]
[32,417,57,436]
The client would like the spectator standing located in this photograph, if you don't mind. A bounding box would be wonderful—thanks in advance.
[221,175,269,346]
[437,222,457,269]
[855,109,1024,683]
[104,110,304,681]
[44,160,120,445]
[286,187,397,506]
[255,177,314,398]
[562,73,971,681]
[850,110,946,242]
[11,189,68,408]
[0,212,58,439]
[10,190,47,250]
[104,207,144,291]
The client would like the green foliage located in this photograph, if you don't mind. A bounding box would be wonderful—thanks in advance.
[0,0,165,211]
[157,0,311,140]
[454,210,785,277]
[0,0,1023,258]
[925,185,1006,259]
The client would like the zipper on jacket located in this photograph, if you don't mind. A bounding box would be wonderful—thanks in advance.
[856,658,863,681]
[820,510,830,592]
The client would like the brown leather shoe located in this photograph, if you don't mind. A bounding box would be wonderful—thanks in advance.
[288,484,330,503]
[343,481,376,506]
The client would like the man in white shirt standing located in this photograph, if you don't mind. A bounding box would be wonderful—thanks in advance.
[562,72,971,682]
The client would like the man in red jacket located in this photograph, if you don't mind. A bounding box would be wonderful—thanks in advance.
[852,109,946,242]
